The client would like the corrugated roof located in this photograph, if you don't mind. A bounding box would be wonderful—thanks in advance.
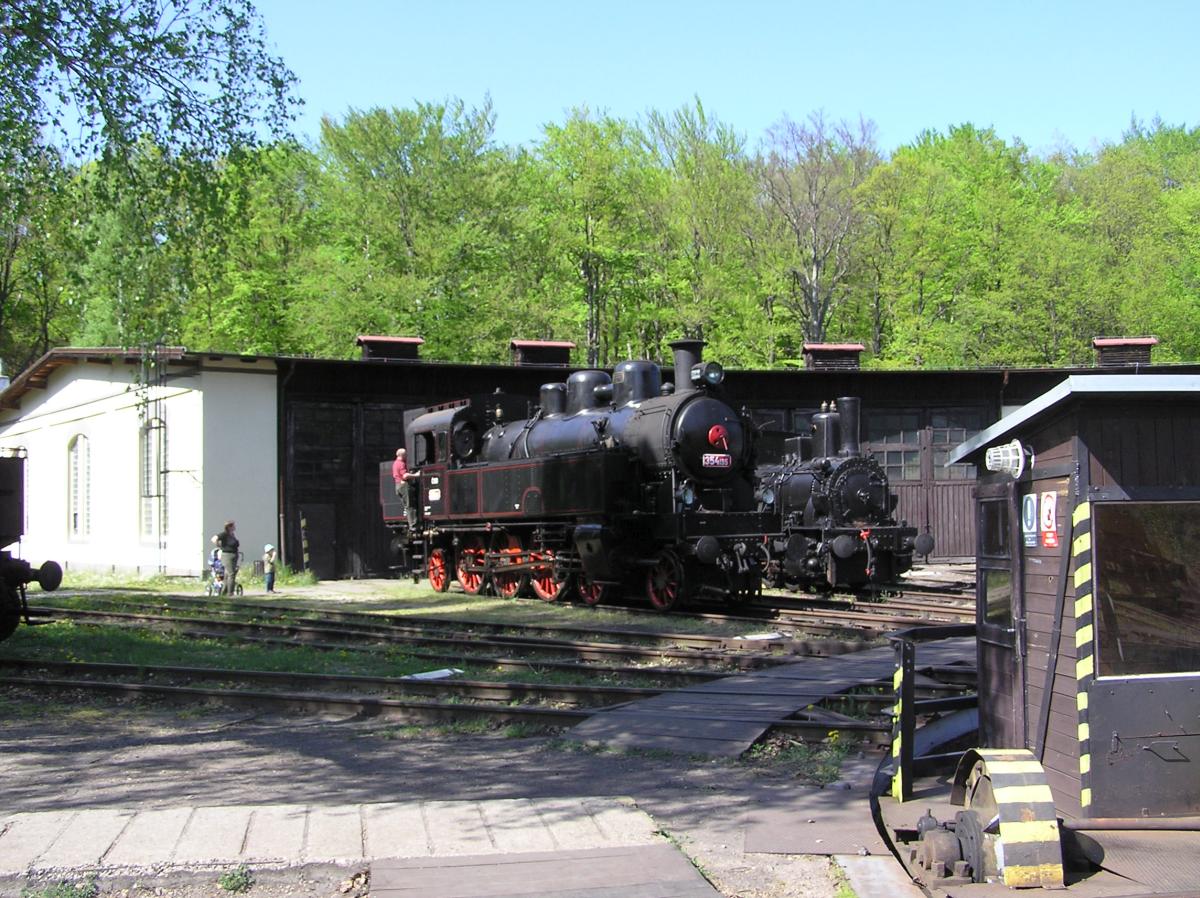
[510,339,577,349]
[945,374,1200,465]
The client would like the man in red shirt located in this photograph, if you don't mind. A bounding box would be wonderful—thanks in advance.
[392,448,412,495]
[392,448,418,525]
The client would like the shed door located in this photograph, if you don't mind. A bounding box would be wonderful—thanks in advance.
[867,407,983,561]
[976,481,1024,749]
[1087,501,1200,817]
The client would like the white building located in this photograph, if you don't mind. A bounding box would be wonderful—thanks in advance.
[0,348,278,577]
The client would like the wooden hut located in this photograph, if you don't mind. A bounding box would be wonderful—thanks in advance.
[947,373,1200,821]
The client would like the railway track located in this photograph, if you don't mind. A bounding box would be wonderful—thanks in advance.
[26,604,812,670]
[0,657,895,743]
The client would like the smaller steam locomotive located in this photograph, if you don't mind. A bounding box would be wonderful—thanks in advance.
[381,341,774,610]
[1,453,63,641]
[756,397,933,593]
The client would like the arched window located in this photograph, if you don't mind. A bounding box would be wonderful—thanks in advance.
[68,435,90,538]
[140,417,167,538]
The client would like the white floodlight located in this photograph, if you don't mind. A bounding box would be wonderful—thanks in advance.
[984,438,1033,479]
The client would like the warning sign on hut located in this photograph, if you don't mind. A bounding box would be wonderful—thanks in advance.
[1040,491,1058,548]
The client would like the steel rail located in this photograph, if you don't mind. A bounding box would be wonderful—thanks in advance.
[19,614,729,685]
[0,674,592,728]
[0,657,660,707]
[39,594,818,651]
[0,674,893,744]
[28,606,782,668]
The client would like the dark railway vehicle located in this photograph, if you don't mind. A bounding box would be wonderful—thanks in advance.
[1,453,63,641]
[756,397,933,593]
[381,340,775,610]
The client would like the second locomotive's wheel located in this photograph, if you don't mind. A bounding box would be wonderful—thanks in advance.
[455,535,486,595]
[530,550,573,602]
[577,576,609,606]
[646,549,686,611]
[0,584,21,642]
[427,547,451,592]
[492,533,528,599]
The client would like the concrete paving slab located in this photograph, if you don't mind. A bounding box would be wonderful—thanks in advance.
[838,855,927,898]
[0,811,74,873]
[424,800,497,856]
[362,802,428,859]
[0,798,677,878]
[371,844,719,898]
[304,805,363,862]
[38,809,133,868]
[101,807,192,867]
[479,799,558,854]
[172,806,252,864]
[242,804,306,861]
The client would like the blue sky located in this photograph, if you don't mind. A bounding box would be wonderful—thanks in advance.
[251,0,1198,156]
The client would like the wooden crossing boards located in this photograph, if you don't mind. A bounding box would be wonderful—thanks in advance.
[568,639,974,757]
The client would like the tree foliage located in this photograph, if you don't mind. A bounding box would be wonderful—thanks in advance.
[4,85,1200,378]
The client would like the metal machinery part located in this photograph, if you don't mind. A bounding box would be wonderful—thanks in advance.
[910,748,1065,888]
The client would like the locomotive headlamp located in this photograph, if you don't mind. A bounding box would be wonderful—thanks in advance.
[679,481,698,508]
[690,361,725,387]
[758,486,777,508]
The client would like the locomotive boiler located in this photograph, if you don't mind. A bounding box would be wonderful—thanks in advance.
[1,453,63,641]
[381,340,774,610]
[757,397,933,593]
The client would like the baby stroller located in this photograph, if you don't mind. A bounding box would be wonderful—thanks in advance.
[206,548,244,597]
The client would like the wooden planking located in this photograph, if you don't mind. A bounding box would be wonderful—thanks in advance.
[569,640,974,757]
[372,844,719,898]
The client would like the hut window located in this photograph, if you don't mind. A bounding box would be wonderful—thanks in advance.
[979,498,1013,626]
[1093,502,1200,677]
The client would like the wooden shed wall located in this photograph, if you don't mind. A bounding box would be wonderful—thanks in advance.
[1084,401,1200,492]
[1017,412,1083,816]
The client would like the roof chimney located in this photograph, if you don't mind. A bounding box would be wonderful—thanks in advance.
[1092,336,1157,368]
[356,335,424,361]
[803,343,865,371]
[510,339,575,366]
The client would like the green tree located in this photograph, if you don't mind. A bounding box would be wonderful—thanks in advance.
[757,112,880,346]
[538,110,660,366]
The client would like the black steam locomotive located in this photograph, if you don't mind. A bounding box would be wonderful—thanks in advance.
[1,453,63,641]
[381,341,774,610]
[756,397,933,593]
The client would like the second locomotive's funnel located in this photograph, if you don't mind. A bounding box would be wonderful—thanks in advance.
[669,339,705,392]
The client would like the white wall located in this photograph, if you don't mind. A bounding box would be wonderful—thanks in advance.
[200,365,279,570]
[0,357,278,577]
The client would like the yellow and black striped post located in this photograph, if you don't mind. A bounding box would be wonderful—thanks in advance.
[1072,501,1094,812]
[954,748,1064,888]
[891,637,915,801]
[300,511,311,573]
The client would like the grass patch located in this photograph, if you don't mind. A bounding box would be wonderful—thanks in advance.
[0,620,488,680]
[743,734,853,785]
[217,864,254,893]
[20,877,98,898]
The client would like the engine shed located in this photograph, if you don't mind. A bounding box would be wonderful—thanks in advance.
[947,374,1200,823]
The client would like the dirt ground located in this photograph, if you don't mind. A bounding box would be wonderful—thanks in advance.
[0,701,866,898]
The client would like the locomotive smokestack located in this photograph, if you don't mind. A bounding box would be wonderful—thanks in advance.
[836,396,861,456]
[669,339,705,393]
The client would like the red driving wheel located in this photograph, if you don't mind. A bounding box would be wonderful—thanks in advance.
[427,547,450,592]
[456,535,485,595]
[646,549,685,611]
[492,533,527,598]
[530,549,572,602]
